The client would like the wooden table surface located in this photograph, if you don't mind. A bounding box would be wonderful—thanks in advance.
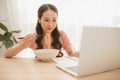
[0,58,120,80]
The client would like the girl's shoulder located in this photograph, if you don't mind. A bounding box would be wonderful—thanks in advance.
[59,30,69,40]
[59,30,67,36]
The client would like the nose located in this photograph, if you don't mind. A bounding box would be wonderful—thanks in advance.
[48,22,53,27]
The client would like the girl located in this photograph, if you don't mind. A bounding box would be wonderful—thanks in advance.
[4,3,80,58]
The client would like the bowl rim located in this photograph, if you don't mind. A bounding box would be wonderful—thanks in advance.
[34,49,59,51]
[34,49,59,60]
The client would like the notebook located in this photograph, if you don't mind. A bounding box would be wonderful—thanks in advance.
[56,26,120,77]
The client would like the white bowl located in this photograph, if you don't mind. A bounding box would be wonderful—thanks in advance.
[34,49,59,62]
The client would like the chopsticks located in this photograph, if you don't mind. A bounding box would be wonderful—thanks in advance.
[18,35,43,39]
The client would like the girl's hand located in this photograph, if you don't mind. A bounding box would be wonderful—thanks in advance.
[21,34,36,48]
[44,33,51,49]
[70,51,80,57]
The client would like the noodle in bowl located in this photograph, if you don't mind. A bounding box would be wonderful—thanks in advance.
[34,49,59,62]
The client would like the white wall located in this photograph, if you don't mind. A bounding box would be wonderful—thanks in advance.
[0,0,11,30]
[0,0,120,55]
[0,0,9,56]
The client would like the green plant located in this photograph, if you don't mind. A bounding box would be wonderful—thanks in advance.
[0,23,21,49]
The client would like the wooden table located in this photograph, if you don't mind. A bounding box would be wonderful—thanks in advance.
[0,58,120,80]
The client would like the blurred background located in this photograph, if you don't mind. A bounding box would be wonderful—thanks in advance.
[0,0,120,55]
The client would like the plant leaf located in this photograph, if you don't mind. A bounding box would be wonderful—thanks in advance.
[0,34,5,41]
[12,36,17,43]
[0,23,8,32]
[3,38,13,49]
[4,32,12,38]
[11,30,21,33]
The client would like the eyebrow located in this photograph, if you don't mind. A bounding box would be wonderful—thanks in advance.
[42,17,57,19]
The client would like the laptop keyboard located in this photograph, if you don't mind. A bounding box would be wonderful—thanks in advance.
[53,56,79,67]
[66,66,78,73]
[65,56,79,62]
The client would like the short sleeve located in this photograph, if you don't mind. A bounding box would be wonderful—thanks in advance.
[59,31,73,55]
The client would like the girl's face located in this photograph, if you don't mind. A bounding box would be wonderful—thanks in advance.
[39,9,58,34]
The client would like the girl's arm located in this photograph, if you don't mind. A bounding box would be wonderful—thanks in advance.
[4,34,36,58]
[4,43,27,58]
[59,31,80,57]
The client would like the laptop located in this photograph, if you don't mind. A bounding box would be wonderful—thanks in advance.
[56,26,120,77]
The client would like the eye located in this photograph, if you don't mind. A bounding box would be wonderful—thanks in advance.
[44,20,49,22]
[53,20,56,22]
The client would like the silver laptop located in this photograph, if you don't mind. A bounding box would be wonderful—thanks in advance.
[56,26,120,77]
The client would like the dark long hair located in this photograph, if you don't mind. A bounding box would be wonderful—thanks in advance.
[35,4,62,49]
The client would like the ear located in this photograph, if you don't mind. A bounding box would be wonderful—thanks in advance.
[38,19,41,23]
